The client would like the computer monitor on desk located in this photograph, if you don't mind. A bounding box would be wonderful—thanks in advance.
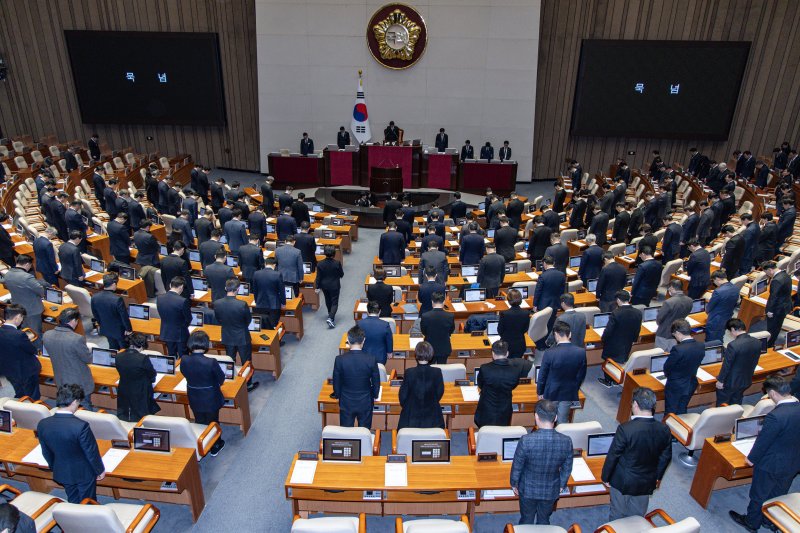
[568,256,581,269]
[502,437,520,461]
[592,313,611,330]
[383,265,401,278]
[587,279,598,292]
[225,255,239,268]
[586,433,616,456]
[248,316,262,332]
[487,229,495,239]
[691,299,706,314]
[149,355,175,375]
[786,330,800,348]
[625,243,636,255]
[464,289,486,303]
[702,343,723,365]
[411,440,450,464]
[303,262,312,275]
[642,307,659,322]
[129,303,150,320]
[238,282,250,296]
[91,348,117,367]
[284,286,294,300]
[650,354,668,373]
[735,415,766,441]
[219,362,235,380]
[45,288,63,305]
[504,263,518,274]
[752,278,768,296]
[461,265,478,277]
[322,438,362,463]
[159,244,168,256]
[188,250,201,262]
[90,259,105,273]
[486,320,499,336]
[191,277,208,293]
[191,312,204,327]
[119,265,137,280]
[0,410,11,434]
[315,245,324,255]
[133,427,171,453]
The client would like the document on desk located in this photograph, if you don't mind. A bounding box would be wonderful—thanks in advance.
[570,457,595,482]
[464,276,477,284]
[520,300,530,309]
[193,290,208,299]
[356,302,368,312]
[526,272,537,280]
[732,439,756,458]
[102,448,130,473]
[368,276,377,284]
[485,302,496,309]
[385,463,408,487]
[409,337,424,350]
[448,240,459,246]
[574,483,606,494]
[686,317,700,327]
[461,386,480,401]
[188,326,199,333]
[779,350,800,363]
[452,302,467,312]
[174,378,188,392]
[696,368,715,382]
[642,321,658,333]
[22,445,49,467]
[290,460,318,484]
[750,296,767,305]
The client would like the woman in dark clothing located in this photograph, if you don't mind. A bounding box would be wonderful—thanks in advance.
[315,245,344,328]
[498,289,531,358]
[115,333,160,422]
[398,342,445,429]
[180,330,226,455]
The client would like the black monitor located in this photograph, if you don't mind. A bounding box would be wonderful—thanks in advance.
[760,336,768,354]
[322,438,361,462]
[219,361,235,380]
[338,208,350,216]
[568,256,582,268]
[691,299,706,314]
[159,244,169,256]
[92,222,104,235]
[625,243,636,255]
[411,440,450,464]
[702,343,723,365]
[735,415,766,440]
[586,278,598,292]
[786,330,800,348]
[133,427,171,453]
[559,212,567,223]
[487,229,495,239]
[586,433,616,456]
[225,255,238,268]
[119,265,137,280]
[331,218,344,227]
[534,259,544,272]
[188,250,201,262]
[515,286,529,299]
[90,258,105,272]
[464,288,486,303]
[45,288,63,305]
[248,316,262,332]
[191,276,208,292]
[502,437,520,461]
[477,202,486,211]
[384,265,401,277]
[190,311,204,327]
[642,307,659,322]
[148,355,176,375]
[753,278,768,296]
[91,347,117,367]
[592,313,611,329]
[461,265,478,277]
[504,263,518,274]
[650,354,669,373]
[0,410,11,434]
[128,303,150,320]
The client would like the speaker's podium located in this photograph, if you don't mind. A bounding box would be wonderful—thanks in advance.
[370,167,403,195]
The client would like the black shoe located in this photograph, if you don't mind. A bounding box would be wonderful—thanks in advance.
[728,511,757,532]
[762,521,780,532]
[597,377,614,388]
[209,439,226,457]
[247,381,260,392]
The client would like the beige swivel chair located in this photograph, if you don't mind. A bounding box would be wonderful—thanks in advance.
[658,259,683,293]
[567,280,583,293]
[574,306,600,327]
[52,501,160,533]
[320,426,380,456]
[161,214,176,235]
[431,364,466,382]
[393,427,448,455]
[138,415,222,459]
[763,493,800,532]
[527,308,552,346]
[533,195,544,210]
[159,156,170,170]
[113,156,125,170]
[4,399,51,430]
[740,396,776,418]
[14,156,28,169]
[595,509,700,532]
[125,153,137,167]
[561,229,578,246]
[730,275,748,293]
[64,285,94,320]
[504,525,581,533]
[30,150,44,164]
[602,348,663,385]
[396,516,470,533]
[468,425,527,455]
[664,404,744,466]
[73,410,136,442]
[291,514,366,533]
[555,421,603,451]
[0,485,63,533]
[513,259,532,272]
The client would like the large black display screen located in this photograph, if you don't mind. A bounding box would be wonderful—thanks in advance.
[570,40,750,140]
[65,31,226,126]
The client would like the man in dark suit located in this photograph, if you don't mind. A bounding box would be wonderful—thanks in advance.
[480,142,494,161]
[275,187,292,214]
[631,247,662,306]
[757,213,777,263]
[773,147,789,170]
[569,194,587,229]
[291,192,310,227]
[475,340,519,427]
[337,126,351,149]
[754,160,771,188]
[776,199,796,251]
[552,182,567,214]
[568,160,582,190]
[106,212,131,264]
[687,148,703,175]
[126,191,146,233]
[65,200,88,252]
[193,209,213,246]
[477,243,506,298]
[210,178,226,212]
[34,227,60,285]
[729,376,800,531]
[367,268,394,318]
[588,205,609,246]
[37,384,105,503]
[537,322,587,424]
[133,221,160,267]
[379,222,406,265]
[332,326,381,428]
[578,234,603,286]
[199,230,224,267]
[494,216,517,262]
[420,224,443,253]
[662,320,704,415]
[157,278,192,358]
[506,193,525,229]
[172,210,194,246]
[160,241,192,299]
[214,279,258,391]
[105,180,122,218]
[449,192,467,221]
[705,270,739,343]
[597,252,627,312]
[204,249,236,302]
[420,292,455,364]
[601,387,672,521]
[534,255,567,346]
[382,193,402,226]
[719,225,745,280]
[680,210,699,256]
[764,261,793,347]
[384,121,399,144]
[245,204,267,245]
[419,241,449,285]
[715,319,761,406]
[684,240,710,299]
[92,168,107,209]
[496,140,511,161]
[609,204,629,244]
[417,266,445,315]
[696,201,715,245]
[238,234,264,283]
[460,140,474,161]
[661,215,681,263]
[0,304,42,399]
[90,274,131,350]
[358,301,393,365]
[738,213,760,275]
[434,128,448,152]
[460,223,486,265]
[276,206,297,242]
[598,184,615,215]
[541,204,560,233]
[545,233,569,273]
[223,209,247,257]
[299,132,314,155]
[528,217,552,261]
[87,134,101,160]
[599,291,643,385]
[58,231,86,286]
[627,202,644,240]
[260,175,275,214]
[251,258,285,329]
[50,193,69,241]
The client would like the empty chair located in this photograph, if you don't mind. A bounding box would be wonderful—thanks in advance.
[740,396,776,418]
[4,399,51,430]
[602,348,664,385]
[396,515,470,533]
[513,259,532,272]
[658,259,683,290]
[763,493,800,532]
[159,156,170,170]
[30,150,44,163]
[103,161,114,175]
[430,363,466,382]
[377,363,388,383]
[527,308,553,345]
[64,284,94,319]
[0,484,63,533]
[52,501,160,533]
[113,156,125,170]
[393,427,448,455]
[664,404,744,465]
[561,229,578,246]
[73,410,135,442]
[321,426,379,456]
[595,509,700,532]
[556,421,603,451]
[607,243,626,257]
[468,425,527,455]
[49,145,61,157]
[153,270,167,295]
[125,153,136,167]
[739,200,753,215]
[12,140,25,153]
[730,275,748,293]
[504,524,581,533]
[291,514,366,533]
[574,306,600,327]
[533,195,544,210]
[567,280,583,293]
[15,155,29,169]
[139,415,222,458]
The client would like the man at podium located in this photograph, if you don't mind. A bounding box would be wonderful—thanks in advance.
[337,126,350,149]
[384,121,399,144]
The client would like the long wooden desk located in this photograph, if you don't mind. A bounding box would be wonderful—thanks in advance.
[689,437,753,508]
[191,292,305,340]
[0,428,205,521]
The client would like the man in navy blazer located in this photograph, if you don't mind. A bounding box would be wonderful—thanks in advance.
[534,255,566,346]
[537,322,587,423]
[459,224,485,265]
[684,240,711,299]
[588,206,609,245]
[358,301,393,365]
[58,231,86,286]
[0,304,42,399]
[378,223,406,265]
[332,326,381,428]
[214,279,259,391]
[133,222,160,267]
[90,274,132,350]
[65,201,88,252]
[661,216,682,263]
[662,320,704,415]
[37,384,105,503]
[417,266,445,315]
[599,291,643,383]
[276,207,297,241]
[578,234,603,285]
[223,210,248,256]
[738,213,760,275]
[156,278,192,358]
[716,319,762,406]
[238,234,264,283]
[460,140,474,161]
[596,253,628,312]
[631,247,662,305]
[480,142,494,161]
[204,250,236,302]
[730,376,800,531]
[705,270,739,343]
[33,227,60,285]
[544,234,569,273]
[107,212,132,264]
[172,210,195,246]
[252,258,285,329]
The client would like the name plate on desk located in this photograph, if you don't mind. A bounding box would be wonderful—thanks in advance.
[392,351,406,358]
[457,350,473,358]
[454,379,471,387]
[518,377,531,385]
[471,331,484,336]
[387,454,407,463]
[477,452,497,462]
[298,451,319,461]
[390,379,403,387]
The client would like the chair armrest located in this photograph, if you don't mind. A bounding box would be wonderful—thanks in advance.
[467,427,477,455]
[358,513,367,533]
[663,413,693,446]
[0,484,21,497]
[126,503,160,533]
[197,422,222,457]
[29,498,64,521]
[568,525,582,533]
[95,408,107,414]
[460,515,470,532]
[391,429,397,454]
[388,369,397,381]
[503,525,514,533]
[395,517,404,533]
[238,361,253,380]
[603,359,625,384]
[763,500,800,527]
[80,498,100,505]
[17,396,33,403]
[373,430,381,456]
[645,508,675,526]
[33,399,48,406]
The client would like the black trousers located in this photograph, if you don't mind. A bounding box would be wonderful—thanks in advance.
[767,312,787,347]
[322,288,340,320]
[687,284,707,299]
[630,295,652,306]
[254,308,281,330]
[166,341,187,359]
[716,386,746,407]
[226,341,252,365]
[63,479,97,504]
[746,468,794,528]
[8,373,41,400]
[519,497,556,525]
[339,402,372,429]
[193,410,220,425]
[106,335,125,350]
[664,385,692,415]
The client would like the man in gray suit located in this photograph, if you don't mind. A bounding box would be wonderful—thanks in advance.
[546,293,586,347]
[43,308,93,409]
[654,280,693,352]
[3,254,49,347]
[418,241,449,285]
[276,235,304,297]
[477,242,506,298]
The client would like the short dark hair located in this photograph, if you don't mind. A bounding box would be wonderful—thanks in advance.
[15,254,33,267]
[726,318,745,331]
[58,307,81,325]
[215,249,227,259]
[763,375,791,396]
[507,288,522,306]
[670,319,691,336]
[5,304,26,321]
[225,278,241,293]
[761,260,777,270]
[560,293,575,307]
[553,321,571,338]
[324,245,335,258]
[56,383,86,407]
[347,325,366,345]
[128,332,148,349]
[188,330,211,352]
[102,272,118,288]
[712,269,728,281]
[723,224,735,233]
[374,267,386,281]
[616,290,630,302]
[632,387,657,412]
[431,291,445,304]
[491,339,509,356]
[415,341,434,364]
[640,246,653,256]
[543,254,555,266]
[669,279,683,292]
[170,277,185,289]
[367,301,380,315]
[69,229,83,240]
[424,265,437,279]
[535,399,558,423]
[686,239,700,248]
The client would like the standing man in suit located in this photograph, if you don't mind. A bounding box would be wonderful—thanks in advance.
[223,209,247,257]
[92,168,107,209]
[172,210,194,246]
[43,308,93,409]
[631,247,662,306]
[627,202,644,241]
[332,326,381,428]
[716,319,762,406]
[460,223,486,265]
[601,387,672,521]
[358,301,393,365]
[384,121,399,144]
[499,141,512,161]
[420,292,455,364]
[204,249,236,302]
[260,175,275,214]
[754,160,771,188]
[729,376,800,531]
[291,193,310,226]
[510,400,573,526]
[420,224,443,253]
[480,142,494,161]
[654,280,693,352]
[252,257,285,329]
[378,222,406,265]
[499,289,533,357]
[528,217,552,261]
[114,332,160,422]
[238,234,264,283]
[545,233,569,273]
[0,304,42,399]
[506,193,525,229]
[661,215,681,263]
[720,225,745,280]
[246,204,267,246]
[316,245,344,328]
[738,213,760,275]
[598,291,643,386]
[90,274,131,350]
[418,267,445,314]
[545,294,585,348]
[157,278,192,359]
[87,133,101,161]
[419,241,449,285]
[300,132,314,155]
[161,241,192,299]
[199,230,224,267]
[435,128,448,152]
[696,201,715,246]
[337,126,351,149]
[776,199,796,252]
[578,234,603,286]
[278,186,294,213]
[460,140,474,161]
[596,252,627,312]
[534,255,567,345]
[3,254,48,345]
[569,193,587,229]
[475,341,519,427]
[276,206,297,241]
[537,322,587,423]
[663,320,704,415]
[684,240,711,299]
[367,267,394,317]
[494,216,518,261]
[588,206,609,245]
[478,242,506,298]
[383,194,402,226]
[757,213,778,263]
[37,384,105,503]
[58,231,86,287]
[133,220,160,267]
[764,260,792,347]
[107,212,131,264]
[49,194,69,242]
[33,227,60,285]
[449,192,467,221]
[276,235,305,298]
[214,279,259,391]
[705,269,739,343]
[680,210,700,256]
[552,182,567,214]
[65,200,88,252]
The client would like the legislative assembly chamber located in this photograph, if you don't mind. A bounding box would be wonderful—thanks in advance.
[0,0,799,532]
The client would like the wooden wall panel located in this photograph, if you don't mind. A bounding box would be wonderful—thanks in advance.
[0,0,258,171]
[533,0,800,180]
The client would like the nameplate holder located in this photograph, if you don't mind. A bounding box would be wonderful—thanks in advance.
[495,296,505,301]
[518,377,532,385]
[471,331,484,336]
[391,314,402,320]
[392,352,405,359]
[285,311,295,317]
[632,368,647,375]
[360,297,368,303]
[387,454,407,463]
[390,379,403,387]
[457,350,471,358]
[298,451,319,461]
[477,452,498,462]
[455,379,471,387]
[452,298,463,303]
[111,440,130,449]
[713,433,731,443]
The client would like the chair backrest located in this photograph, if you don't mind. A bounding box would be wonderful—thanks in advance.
[153,269,167,295]
[555,421,603,451]
[688,404,744,449]
[139,415,198,450]
[574,306,600,326]
[512,259,531,272]
[53,502,126,532]
[377,363,388,383]
[161,214,176,234]
[291,516,361,533]
[527,307,553,344]
[624,347,665,373]
[730,275,748,293]
[113,156,125,170]
[560,229,578,246]
[12,140,25,152]
[475,425,527,454]
[533,195,543,209]
[379,316,397,333]
[738,200,753,215]
[396,427,448,456]
[30,150,43,163]
[49,145,61,157]
[159,156,170,170]
[4,400,51,430]
[103,162,114,175]
[430,364,466,382]
[567,280,583,293]
[125,153,136,166]
[403,518,470,533]
[64,284,94,318]
[321,426,374,456]
[659,259,683,288]
[14,156,28,169]
[74,410,131,441]
[654,517,701,532]
[744,397,775,417]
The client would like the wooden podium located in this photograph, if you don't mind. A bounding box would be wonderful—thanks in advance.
[370,167,403,194]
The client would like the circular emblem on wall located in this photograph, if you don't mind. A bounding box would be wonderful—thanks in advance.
[367,3,427,70]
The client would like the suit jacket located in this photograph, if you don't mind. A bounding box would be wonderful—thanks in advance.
[383,200,402,224]
[740,221,760,269]
[528,226,552,261]
[478,253,506,290]
[499,146,512,161]
[65,208,87,239]
[366,281,394,317]
[511,429,573,500]
[599,192,615,216]
[494,226,518,262]
[316,258,343,291]
[534,268,566,311]
[58,242,84,284]
[552,189,567,214]
[223,220,247,254]
[718,333,761,391]
[696,209,715,244]
[214,296,252,346]
[449,201,467,221]
[664,338,704,400]
[156,291,191,343]
[655,293,693,339]
[90,290,131,340]
[420,233,444,253]
[332,350,381,414]
[133,230,160,267]
[755,165,771,188]
[238,243,264,282]
[460,145,474,161]
[460,233,486,265]
[419,249,449,284]
[416,280,445,315]
[252,268,285,310]
[247,211,267,241]
[706,282,739,332]
[172,218,194,244]
[601,417,672,495]
[379,231,406,265]
[747,401,800,475]
[420,308,455,357]
[194,217,213,246]
[50,200,69,241]
[578,244,603,284]
[337,131,351,149]
[538,342,587,402]
[601,305,642,362]
[0,324,41,386]
[480,146,494,160]
[398,364,445,429]
[545,243,569,273]
[104,187,120,217]
[627,207,643,239]
[506,199,525,228]
[88,138,100,159]
[498,305,531,357]
[161,254,192,299]
[358,316,393,365]
[199,239,224,268]
[475,359,519,427]
[115,348,159,421]
[107,220,131,260]
[662,222,682,261]
[3,267,46,316]
[569,200,587,229]
[681,213,699,244]
[547,308,586,348]
[204,262,236,301]
[758,222,777,261]
[291,201,310,226]
[721,234,745,276]
[276,214,297,241]
[597,262,627,304]
[589,212,609,245]
[218,207,233,228]
[43,325,93,395]
[686,248,711,291]
[92,173,107,204]
[37,413,104,486]
[767,271,793,316]
[538,210,557,237]
[126,199,145,232]
[181,352,225,413]
[632,259,662,302]
[276,244,304,284]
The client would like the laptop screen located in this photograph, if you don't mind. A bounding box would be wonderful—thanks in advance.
[478,202,486,211]
[315,245,324,255]
[312,203,323,213]
[133,427,170,452]
[45,288,63,305]
[191,311,204,327]
[504,263,518,274]
[91,348,117,367]
[129,303,150,320]
[486,320,499,336]
[411,440,451,464]
[650,354,669,373]
[191,277,208,292]
[322,438,361,462]
[702,343,723,365]
[464,289,486,302]
[487,229,495,239]
[284,286,294,300]
[568,256,581,268]
[586,433,616,456]
[587,278,598,292]
[93,222,104,235]
[786,330,800,348]
[384,265,401,277]
[188,250,201,262]
[761,336,768,354]
[225,255,239,267]
[266,223,276,234]
[691,299,706,314]
[90,259,105,272]
[515,286,528,299]
[303,262,312,274]
[148,355,175,375]
[159,244,169,256]
[592,313,611,329]
[119,265,137,280]
[642,307,659,322]
[736,415,766,440]
[502,437,520,461]
[625,243,636,255]
[461,265,478,277]
[753,278,768,296]
[238,282,250,296]
[248,316,262,332]
[219,362,235,380]
[0,410,11,434]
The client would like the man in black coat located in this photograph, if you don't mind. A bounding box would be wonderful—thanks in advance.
[695,201,715,245]
[544,234,569,273]
[719,225,745,280]
[588,205,609,246]
[0,304,42,399]
[776,199,796,251]
[764,261,793,347]
[276,206,297,242]
[260,176,275,214]
[58,231,86,286]
[569,195,587,229]
[277,187,293,213]
[528,217,552,261]
[37,384,106,503]
[34,227,60,285]
[238,234,264,283]
[578,234,603,285]
[631,247,662,305]
[205,249,236,302]
[552,183,567,214]
[684,240,711,299]
[662,320,705,415]
[252,258,285,329]
[601,387,672,521]
[494,216,518,262]
[128,191,147,232]
[378,223,406,265]
[661,216,682,263]
[757,213,777,262]
[449,192,467,221]
[716,319,762,406]
[506,193,525,229]
[90,274,132,350]
[115,332,160,422]
[157,278,192,358]
[475,340,520,427]
[420,291,455,364]
[534,256,567,346]
[477,243,506,298]
[92,168,107,210]
[247,205,268,246]
[160,242,192,299]
[542,204,560,234]
[537,322,587,423]
[291,193,311,226]
[210,178,226,212]
[599,291,643,381]
[366,268,394,317]
[199,230,224,268]
[460,140,474,161]
[133,221,160,267]
[420,225,443,253]
[195,209,215,246]
[172,210,195,246]
[460,224,486,265]
[65,200,88,252]
[332,326,381,428]
[88,134,101,160]
[383,193,402,225]
[337,126,351,149]
[105,181,120,218]
[107,212,131,264]
[214,279,258,391]
[596,253,627,312]
[627,204,644,241]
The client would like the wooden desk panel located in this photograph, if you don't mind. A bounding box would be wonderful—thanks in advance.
[690,438,753,508]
